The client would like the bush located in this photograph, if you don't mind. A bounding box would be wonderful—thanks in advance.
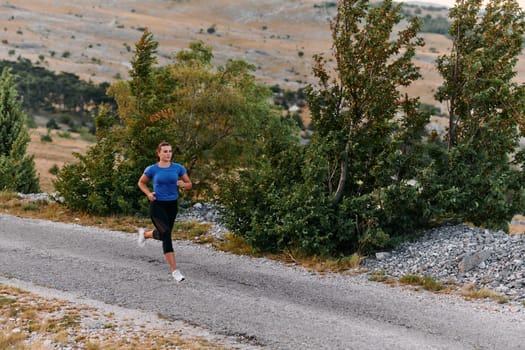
[54,138,142,215]
[219,141,421,256]
[49,164,59,175]
[421,15,450,35]
[417,145,525,231]
[220,145,344,255]
[40,133,52,142]
[46,118,60,129]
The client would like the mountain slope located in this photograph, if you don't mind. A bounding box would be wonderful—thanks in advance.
[1,0,524,110]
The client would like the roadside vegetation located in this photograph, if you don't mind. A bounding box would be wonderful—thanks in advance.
[2,1,525,348]
[368,271,511,304]
[2,0,525,260]
[1,0,525,300]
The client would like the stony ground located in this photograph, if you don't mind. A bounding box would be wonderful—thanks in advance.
[363,224,525,306]
[2,207,525,349]
[0,280,242,350]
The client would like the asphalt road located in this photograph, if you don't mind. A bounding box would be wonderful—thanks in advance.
[1,214,524,349]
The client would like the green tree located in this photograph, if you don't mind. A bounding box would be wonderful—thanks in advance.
[0,67,40,193]
[109,33,279,196]
[308,0,425,208]
[430,0,525,230]
[55,30,285,214]
[221,0,428,256]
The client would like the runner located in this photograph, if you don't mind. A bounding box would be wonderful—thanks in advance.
[137,141,192,282]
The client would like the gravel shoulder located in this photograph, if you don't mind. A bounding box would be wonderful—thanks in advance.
[1,276,250,349]
[1,213,525,350]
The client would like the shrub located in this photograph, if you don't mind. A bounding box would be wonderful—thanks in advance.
[49,164,59,175]
[40,133,52,142]
[54,137,142,215]
[46,118,60,129]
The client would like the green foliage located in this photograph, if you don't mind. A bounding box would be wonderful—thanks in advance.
[40,133,52,143]
[49,164,59,175]
[54,105,143,215]
[0,67,40,193]
[56,31,285,214]
[221,0,429,256]
[46,118,59,129]
[0,58,115,123]
[220,139,342,255]
[420,15,450,34]
[54,135,142,215]
[432,0,525,231]
[418,103,443,117]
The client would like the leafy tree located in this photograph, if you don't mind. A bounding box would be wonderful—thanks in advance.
[308,0,425,208]
[221,0,428,256]
[0,67,40,193]
[109,32,279,196]
[430,0,525,230]
[56,30,286,214]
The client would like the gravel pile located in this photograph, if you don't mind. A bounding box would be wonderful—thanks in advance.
[363,224,525,304]
[178,201,229,239]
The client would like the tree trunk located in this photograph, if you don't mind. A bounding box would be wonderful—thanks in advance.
[331,143,349,208]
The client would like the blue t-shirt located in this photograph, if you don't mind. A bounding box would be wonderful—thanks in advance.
[143,163,187,201]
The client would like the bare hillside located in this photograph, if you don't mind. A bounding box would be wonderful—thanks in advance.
[1,0,524,110]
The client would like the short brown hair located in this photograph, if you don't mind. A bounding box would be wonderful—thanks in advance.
[156,141,171,160]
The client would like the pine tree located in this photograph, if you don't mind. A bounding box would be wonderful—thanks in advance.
[0,67,40,193]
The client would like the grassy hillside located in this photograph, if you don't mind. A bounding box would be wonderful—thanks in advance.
[2,0,523,111]
[27,126,92,193]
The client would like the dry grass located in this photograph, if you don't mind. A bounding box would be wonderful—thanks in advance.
[399,274,446,292]
[1,0,523,107]
[509,215,525,235]
[0,284,228,350]
[278,251,364,274]
[369,272,511,305]
[214,232,259,256]
[172,221,213,242]
[0,192,148,234]
[460,283,510,304]
[27,127,93,193]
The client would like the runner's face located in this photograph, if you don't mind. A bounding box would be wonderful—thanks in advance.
[158,146,172,162]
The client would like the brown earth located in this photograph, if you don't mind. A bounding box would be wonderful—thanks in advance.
[2,0,524,111]
[27,127,92,193]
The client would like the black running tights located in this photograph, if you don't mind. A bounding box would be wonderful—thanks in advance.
[149,200,178,254]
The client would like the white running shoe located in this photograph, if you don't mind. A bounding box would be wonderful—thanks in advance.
[137,228,145,247]
[172,269,185,282]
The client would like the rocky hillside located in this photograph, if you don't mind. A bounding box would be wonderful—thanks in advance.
[1,0,524,111]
